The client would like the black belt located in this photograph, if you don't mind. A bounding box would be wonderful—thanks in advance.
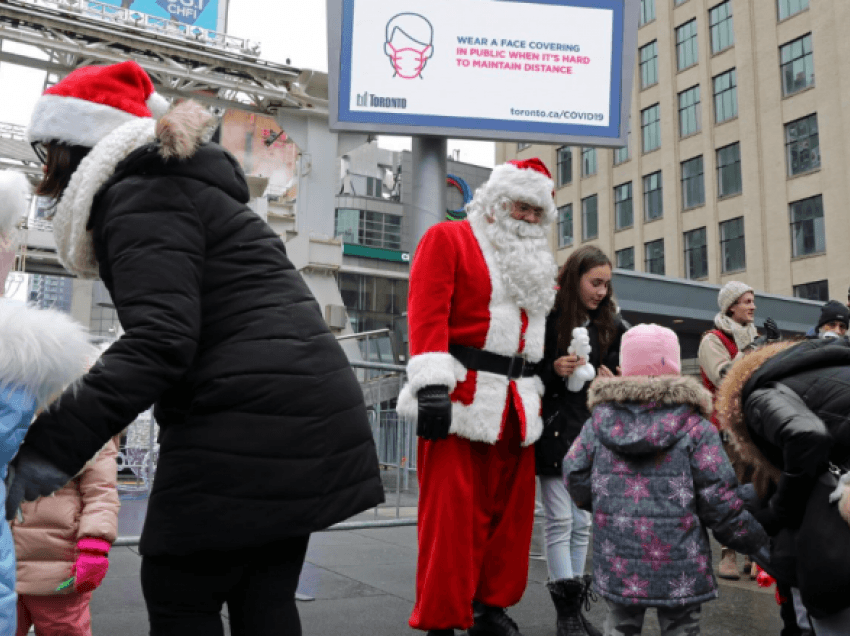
[449,344,538,379]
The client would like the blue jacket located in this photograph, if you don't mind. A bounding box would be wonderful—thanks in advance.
[0,302,93,633]
[564,375,768,608]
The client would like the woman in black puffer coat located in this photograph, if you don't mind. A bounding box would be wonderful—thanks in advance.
[9,61,384,635]
[716,337,850,635]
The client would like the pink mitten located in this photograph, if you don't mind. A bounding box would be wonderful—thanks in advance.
[72,538,111,593]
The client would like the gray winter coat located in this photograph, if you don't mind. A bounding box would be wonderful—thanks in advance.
[564,375,768,607]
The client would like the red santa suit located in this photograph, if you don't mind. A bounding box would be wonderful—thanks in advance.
[398,159,557,631]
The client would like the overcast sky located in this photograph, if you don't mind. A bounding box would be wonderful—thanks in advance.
[0,0,495,167]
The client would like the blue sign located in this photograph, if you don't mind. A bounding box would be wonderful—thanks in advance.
[103,0,220,30]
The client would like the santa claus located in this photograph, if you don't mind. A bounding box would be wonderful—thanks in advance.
[398,158,558,636]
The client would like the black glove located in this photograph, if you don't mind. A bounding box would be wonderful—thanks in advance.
[5,446,72,521]
[416,385,452,440]
[752,472,813,536]
[763,317,781,341]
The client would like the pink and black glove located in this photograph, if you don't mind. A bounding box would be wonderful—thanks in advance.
[72,538,111,593]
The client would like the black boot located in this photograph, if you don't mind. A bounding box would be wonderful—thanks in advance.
[426,631,455,636]
[468,600,523,636]
[547,577,601,636]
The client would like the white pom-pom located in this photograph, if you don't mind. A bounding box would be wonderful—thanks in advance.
[146,92,171,120]
[0,170,30,237]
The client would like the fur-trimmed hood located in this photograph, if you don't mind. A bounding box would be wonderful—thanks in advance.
[52,100,219,279]
[0,301,95,408]
[586,375,712,456]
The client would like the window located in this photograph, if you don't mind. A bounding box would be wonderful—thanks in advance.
[334,209,402,250]
[643,171,663,221]
[785,114,820,176]
[614,130,631,165]
[684,227,708,279]
[678,85,701,137]
[778,0,809,21]
[681,156,705,209]
[558,204,573,248]
[644,239,665,275]
[716,143,742,198]
[556,146,573,187]
[676,20,699,71]
[517,142,531,151]
[780,34,814,96]
[581,147,597,177]
[582,195,598,241]
[616,247,635,271]
[614,182,633,230]
[675,0,689,5]
[641,104,661,153]
[640,0,655,26]
[720,217,746,272]
[790,195,825,257]
[339,273,409,335]
[639,41,658,89]
[713,68,738,123]
[709,1,734,54]
[794,280,828,302]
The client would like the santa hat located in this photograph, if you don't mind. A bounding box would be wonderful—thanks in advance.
[482,157,556,224]
[620,324,681,377]
[718,281,753,315]
[27,61,170,149]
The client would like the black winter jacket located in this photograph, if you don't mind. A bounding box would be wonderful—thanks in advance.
[23,105,384,556]
[535,309,627,476]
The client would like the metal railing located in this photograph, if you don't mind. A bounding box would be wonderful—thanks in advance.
[115,357,416,544]
[21,0,262,57]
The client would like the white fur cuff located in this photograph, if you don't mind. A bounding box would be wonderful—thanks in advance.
[405,352,466,393]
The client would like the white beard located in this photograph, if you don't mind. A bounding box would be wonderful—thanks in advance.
[482,203,557,315]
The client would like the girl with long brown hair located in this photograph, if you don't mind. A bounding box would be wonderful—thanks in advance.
[536,245,629,636]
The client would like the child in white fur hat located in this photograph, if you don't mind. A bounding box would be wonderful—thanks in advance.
[564,324,767,636]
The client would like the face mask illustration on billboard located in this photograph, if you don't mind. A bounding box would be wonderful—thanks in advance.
[384,13,434,79]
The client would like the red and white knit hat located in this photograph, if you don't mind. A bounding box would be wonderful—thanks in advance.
[27,61,170,148]
[483,157,556,224]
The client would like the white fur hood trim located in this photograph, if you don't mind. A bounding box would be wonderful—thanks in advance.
[0,302,95,408]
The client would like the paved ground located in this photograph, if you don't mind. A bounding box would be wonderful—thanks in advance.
[91,495,784,635]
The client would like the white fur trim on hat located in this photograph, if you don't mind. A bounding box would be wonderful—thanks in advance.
[718,281,753,314]
[0,301,96,409]
[483,163,556,226]
[28,95,145,148]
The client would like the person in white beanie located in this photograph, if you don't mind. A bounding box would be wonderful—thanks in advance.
[698,281,778,581]
[7,61,384,635]
[0,169,95,635]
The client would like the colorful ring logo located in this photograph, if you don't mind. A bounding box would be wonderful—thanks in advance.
[446,174,472,221]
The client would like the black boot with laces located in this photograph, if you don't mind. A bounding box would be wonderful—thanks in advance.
[468,600,523,636]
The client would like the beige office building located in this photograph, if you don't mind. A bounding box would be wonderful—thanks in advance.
[497,0,848,304]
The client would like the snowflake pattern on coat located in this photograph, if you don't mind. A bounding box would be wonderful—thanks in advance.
[562,378,768,608]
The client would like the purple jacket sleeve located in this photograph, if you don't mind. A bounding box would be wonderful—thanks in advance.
[690,422,769,555]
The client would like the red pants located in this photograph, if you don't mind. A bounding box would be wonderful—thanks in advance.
[16,592,93,636]
[409,397,536,631]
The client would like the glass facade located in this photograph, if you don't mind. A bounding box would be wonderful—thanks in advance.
[616,247,635,271]
[643,171,663,221]
[581,147,597,177]
[716,143,742,198]
[781,34,814,96]
[681,156,705,209]
[640,41,658,89]
[678,85,701,137]
[582,195,598,241]
[785,114,820,176]
[614,182,633,230]
[714,68,738,123]
[335,209,402,251]
[640,0,655,26]
[641,104,661,153]
[338,272,408,335]
[557,146,572,187]
[790,195,825,257]
[793,280,828,302]
[558,204,573,248]
[676,20,699,71]
[709,1,734,54]
[614,131,631,165]
[720,217,746,272]
[778,0,809,21]
[684,227,708,279]
[645,239,665,275]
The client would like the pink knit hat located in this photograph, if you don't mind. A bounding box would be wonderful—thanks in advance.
[620,324,681,377]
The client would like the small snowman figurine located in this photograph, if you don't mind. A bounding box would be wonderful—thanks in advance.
[566,327,595,392]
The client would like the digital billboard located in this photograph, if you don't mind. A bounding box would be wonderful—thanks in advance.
[327,0,640,147]
[97,0,226,32]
